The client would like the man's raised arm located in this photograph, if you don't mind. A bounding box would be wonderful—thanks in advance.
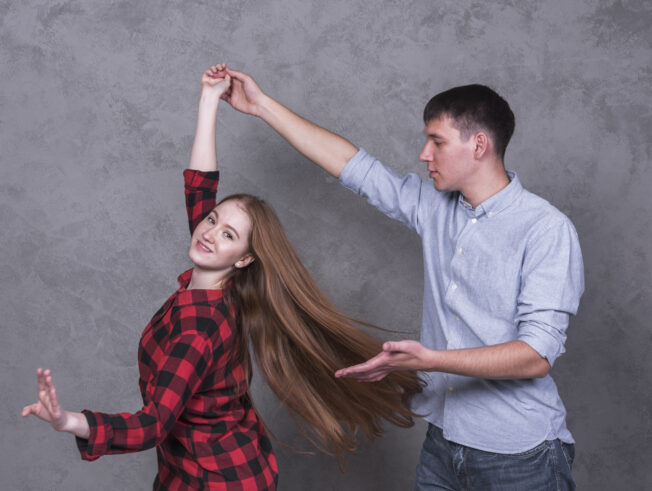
[224,68,358,178]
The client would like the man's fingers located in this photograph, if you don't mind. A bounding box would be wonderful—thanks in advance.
[384,340,419,354]
[384,340,409,352]
[337,369,389,382]
[225,68,249,82]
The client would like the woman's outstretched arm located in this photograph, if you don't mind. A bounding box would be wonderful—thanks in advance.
[22,368,90,439]
[188,63,231,172]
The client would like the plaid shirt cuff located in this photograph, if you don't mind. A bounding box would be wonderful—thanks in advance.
[76,410,109,461]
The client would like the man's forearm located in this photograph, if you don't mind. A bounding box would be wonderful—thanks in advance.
[257,95,358,178]
[425,340,551,379]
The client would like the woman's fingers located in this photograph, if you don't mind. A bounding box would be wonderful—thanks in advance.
[44,372,61,415]
[21,403,39,417]
[37,368,46,393]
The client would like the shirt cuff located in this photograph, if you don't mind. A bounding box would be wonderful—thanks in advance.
[518,321,566,367]
[339,148,375,193]
[183,169,220,191]
[76,410,109,461]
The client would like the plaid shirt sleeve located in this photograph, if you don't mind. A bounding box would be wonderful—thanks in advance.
[183,169,219,235]
[76,313,216,459]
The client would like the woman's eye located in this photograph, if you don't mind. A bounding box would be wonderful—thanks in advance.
[206,216,215,224]
[223,231,233,240]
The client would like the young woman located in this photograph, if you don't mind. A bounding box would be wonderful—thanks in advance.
[22,64,423,490]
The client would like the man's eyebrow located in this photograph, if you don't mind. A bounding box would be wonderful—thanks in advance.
[425,131,445,139]
[208,209,241,239]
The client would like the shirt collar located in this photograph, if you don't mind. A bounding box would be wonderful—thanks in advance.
[175,268,224,306]
[457,171,522,218]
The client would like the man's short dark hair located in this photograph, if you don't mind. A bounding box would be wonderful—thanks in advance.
[423,84,515,160]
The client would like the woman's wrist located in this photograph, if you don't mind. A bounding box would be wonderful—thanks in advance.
[62,411,91,439]
[199,90,222,108]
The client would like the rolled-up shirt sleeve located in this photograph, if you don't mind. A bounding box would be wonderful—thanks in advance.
[339,148,428,233]
[516,217,584,366]
[76,316,215,460]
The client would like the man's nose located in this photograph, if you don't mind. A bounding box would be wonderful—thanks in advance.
[419,143,431,162]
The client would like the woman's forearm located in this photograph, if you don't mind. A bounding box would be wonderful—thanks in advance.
[188,93,221,172]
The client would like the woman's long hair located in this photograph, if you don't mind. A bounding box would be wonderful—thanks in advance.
[220,194,424,467]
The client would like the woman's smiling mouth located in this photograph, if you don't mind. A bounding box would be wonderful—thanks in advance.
[196,240,212,253]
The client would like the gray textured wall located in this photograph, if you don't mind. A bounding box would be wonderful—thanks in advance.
[2,0,651,489]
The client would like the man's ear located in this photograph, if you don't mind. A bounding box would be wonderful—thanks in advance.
[473,132,490,160]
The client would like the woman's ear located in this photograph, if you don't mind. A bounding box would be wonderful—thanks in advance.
[235,254,255,268]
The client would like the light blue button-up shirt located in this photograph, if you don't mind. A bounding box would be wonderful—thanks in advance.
[340,149,584,453]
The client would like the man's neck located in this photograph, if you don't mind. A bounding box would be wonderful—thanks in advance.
[461,165,510,209]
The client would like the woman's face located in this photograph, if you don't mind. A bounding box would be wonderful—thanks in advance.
[188,200,254,277]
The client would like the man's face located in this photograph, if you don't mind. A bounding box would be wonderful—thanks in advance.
[419,116,476,192]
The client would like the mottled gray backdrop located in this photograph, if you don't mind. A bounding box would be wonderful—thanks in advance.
[2,0,651,489]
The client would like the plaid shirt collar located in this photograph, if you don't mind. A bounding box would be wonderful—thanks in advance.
[175,269,224,306]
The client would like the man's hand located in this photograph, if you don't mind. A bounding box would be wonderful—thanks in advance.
[335,340,432,382]
[223,68,267,116]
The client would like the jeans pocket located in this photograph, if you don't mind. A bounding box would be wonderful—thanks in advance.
[560,442,575,469]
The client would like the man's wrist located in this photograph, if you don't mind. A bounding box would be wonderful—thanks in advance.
[256,94,277,120]
[422,348,441,372]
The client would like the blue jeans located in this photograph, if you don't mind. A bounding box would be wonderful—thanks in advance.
[414,424,575,491]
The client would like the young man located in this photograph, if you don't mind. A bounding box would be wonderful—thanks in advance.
[222,67,583,490]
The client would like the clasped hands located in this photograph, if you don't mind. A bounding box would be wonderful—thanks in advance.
[201,62,267,117]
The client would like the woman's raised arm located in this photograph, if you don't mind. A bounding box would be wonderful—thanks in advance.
[188,63,231,172]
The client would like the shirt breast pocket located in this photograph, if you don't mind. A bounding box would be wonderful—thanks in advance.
[460,240,523,321]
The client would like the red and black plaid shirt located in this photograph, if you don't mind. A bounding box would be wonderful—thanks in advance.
[77,170,278,490]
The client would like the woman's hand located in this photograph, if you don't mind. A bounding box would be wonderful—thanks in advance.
[22,368,70,430]
[201,63,232,100]
[222,68,267,116]
[22,368,90,438]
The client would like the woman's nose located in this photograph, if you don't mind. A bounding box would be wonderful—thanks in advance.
[202,226,216,242]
